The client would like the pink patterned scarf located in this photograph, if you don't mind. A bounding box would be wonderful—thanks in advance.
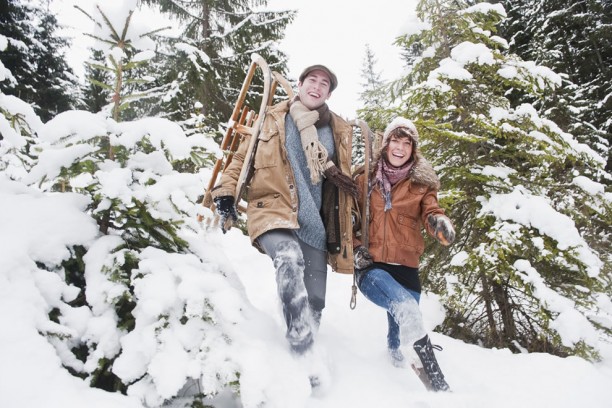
[374,157,414,211]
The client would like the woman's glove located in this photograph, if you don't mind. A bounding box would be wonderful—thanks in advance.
[213,195,238,233]
[354,246,374,270]
[427,214,455,246]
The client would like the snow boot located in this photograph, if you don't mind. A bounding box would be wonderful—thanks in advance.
[412,335,450,392]
[285,296,314,354]
[274,240,314,354]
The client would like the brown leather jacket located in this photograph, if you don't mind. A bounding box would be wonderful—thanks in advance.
[353,153,449,268]
[212,100,355,274]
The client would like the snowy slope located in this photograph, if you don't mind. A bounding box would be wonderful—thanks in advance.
[1,186,611,408]
[220,229,612,408]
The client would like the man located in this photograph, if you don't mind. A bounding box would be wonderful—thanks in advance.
[211,64,356,354]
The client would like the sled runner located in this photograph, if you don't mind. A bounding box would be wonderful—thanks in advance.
[199,54,294,225]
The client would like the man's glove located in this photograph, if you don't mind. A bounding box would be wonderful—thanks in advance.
[213,195,238,234]
[354,246,374,271]
[427,215,455,246]
[324,163,359,198]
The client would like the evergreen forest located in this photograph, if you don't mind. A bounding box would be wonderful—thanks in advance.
[1,0,610,404]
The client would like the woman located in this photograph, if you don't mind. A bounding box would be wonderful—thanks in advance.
[352,117,455,392]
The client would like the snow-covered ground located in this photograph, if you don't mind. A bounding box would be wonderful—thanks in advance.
[2,200,611,408]
[222,228,612,408]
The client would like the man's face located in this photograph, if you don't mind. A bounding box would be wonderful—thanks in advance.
[297,69,332,110]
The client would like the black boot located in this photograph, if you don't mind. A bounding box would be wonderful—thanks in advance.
[274,240,314,354]
[412,335,450,392]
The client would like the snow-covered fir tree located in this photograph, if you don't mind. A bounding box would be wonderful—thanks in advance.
[357,44,389,134]
[1,2,262,405]
[382,0,611,359]
[499,0,612,171]
[0,31,44,180]
[81,48,113,114]
[0,0,77,121]
[139,0,296,130]
[74,2,172,122]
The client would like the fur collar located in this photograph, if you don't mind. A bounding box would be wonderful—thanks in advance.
[410,152,440,190]
[370,151,440,190]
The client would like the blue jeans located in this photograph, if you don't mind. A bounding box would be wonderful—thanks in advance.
[358,268,421,350]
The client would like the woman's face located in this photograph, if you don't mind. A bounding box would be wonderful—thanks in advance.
[386,135,413,167]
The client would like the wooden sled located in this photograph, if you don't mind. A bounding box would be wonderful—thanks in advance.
[198,54,294,229]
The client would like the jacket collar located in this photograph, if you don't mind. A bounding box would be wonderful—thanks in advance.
[407,153,440,189]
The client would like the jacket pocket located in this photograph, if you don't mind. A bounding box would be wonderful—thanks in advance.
[397,213,418,230]
[248,193,282,209]
[254,130,279,169]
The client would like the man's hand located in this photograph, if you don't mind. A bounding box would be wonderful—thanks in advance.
[354,246,374,270]
[427,215,455,246]
[324,163,359,198]
[213,195,238,233]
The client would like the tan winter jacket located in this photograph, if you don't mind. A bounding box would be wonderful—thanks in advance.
[211,100,355,274]
[353,153,449,269]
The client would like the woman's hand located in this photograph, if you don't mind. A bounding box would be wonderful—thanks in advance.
[354,246,374,270]
[427,215,455,246]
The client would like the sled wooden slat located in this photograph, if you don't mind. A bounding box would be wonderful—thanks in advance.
[198,55,295,230]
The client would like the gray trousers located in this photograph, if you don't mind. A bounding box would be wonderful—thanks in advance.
[257,229,328,320]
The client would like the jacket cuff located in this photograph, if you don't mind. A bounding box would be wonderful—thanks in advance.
[210,186,236,200]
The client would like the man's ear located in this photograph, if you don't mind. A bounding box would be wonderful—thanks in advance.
[326,92,332,100]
